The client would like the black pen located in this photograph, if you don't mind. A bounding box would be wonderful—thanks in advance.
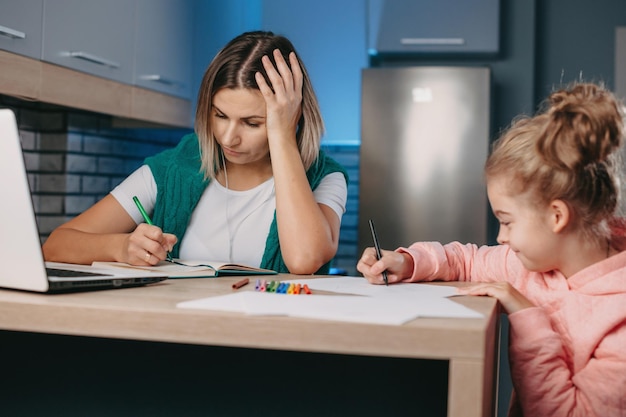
[368,219,388,286]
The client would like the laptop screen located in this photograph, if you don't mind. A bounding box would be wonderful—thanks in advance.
[0,109,167,293]
[0,108,51,291]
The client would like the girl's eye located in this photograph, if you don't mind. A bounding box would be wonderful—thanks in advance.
[214,112,227,119]
[246,121,260,127]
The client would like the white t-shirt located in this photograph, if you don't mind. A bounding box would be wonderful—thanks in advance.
[111,165,347,266]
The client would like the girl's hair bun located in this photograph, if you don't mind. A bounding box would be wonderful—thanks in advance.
[539,83,624,170]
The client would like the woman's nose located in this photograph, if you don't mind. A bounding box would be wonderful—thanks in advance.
[220,123,241,146]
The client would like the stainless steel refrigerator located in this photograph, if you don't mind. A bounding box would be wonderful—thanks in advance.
[358,66,491,255]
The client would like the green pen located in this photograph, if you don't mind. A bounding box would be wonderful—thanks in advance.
[132,196,173,262]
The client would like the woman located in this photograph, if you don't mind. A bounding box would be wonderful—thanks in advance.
[43,31,348,275]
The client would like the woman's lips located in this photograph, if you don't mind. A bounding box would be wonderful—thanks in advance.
[222,146,241,157]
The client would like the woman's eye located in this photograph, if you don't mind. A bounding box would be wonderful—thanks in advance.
[214,113,227,119]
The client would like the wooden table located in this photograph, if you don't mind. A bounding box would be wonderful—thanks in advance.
[0,275,499,417]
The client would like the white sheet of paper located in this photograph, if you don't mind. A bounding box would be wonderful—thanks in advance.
[176,276,483,325]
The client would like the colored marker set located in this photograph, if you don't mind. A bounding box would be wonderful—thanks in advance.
[255,279,312,295]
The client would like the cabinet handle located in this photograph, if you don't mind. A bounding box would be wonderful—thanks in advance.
[0,24,26,39]
[68,51,120,68]
[139,74,183,87]
[401,38,465,46]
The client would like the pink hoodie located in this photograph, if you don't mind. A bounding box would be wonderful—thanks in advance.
[398,242,626,417]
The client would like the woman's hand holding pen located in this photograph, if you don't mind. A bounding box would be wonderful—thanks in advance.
[124,223,177,266]
[357,247,414,285]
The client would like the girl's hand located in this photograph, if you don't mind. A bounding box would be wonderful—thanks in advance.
[456,282,535,314]
[255,49,303,143]
[357,247,414,284]
[124,223,177,265]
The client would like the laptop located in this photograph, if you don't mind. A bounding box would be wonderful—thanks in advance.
[0,108,167,293]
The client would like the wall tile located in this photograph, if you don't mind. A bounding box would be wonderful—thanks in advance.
[97,157,126,175]
[22,151,42,171]
[65,195,98,214]
[67,154,97,173]
[84,135,113,155]
[38,174,67,193]
[18,130,37,150]
[82,176,112,194]
[65,175,81,193]
[37,195,65,214]
[39,133,68,151]
[67,133,83,152]
[39,154,64,171]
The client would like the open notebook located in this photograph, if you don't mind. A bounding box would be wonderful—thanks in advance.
[0,108,167,293]
[92,260,278,278]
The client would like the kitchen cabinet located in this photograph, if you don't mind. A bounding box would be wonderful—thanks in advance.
[134,0,193,99]
[0,0,44,60]
[42,0,135,84]
[0,0,193,127]
[368,0,500,55]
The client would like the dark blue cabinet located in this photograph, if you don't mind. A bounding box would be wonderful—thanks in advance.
[0,0,43,59]
[368,0,500,55]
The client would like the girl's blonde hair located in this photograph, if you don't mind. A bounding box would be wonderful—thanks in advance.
[194,31,324,180]
[485,83,626,240]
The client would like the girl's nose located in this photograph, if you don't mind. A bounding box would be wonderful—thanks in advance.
[496,229,507,245]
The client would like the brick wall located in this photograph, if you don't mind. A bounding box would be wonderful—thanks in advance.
[3,95,361,275]
[320,143,360,275]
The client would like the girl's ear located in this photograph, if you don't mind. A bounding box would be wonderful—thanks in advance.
[550,199,570,233]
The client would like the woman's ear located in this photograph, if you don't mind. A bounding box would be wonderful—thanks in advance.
[550,199,570,233]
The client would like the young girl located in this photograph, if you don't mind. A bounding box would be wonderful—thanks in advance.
[42,31,348,274]
[357,83,626,416]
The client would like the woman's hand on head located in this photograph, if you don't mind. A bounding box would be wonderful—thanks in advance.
[357,247,414,285]
[123,223,177,265]
[255,49,303,141]
[456,282,535,314]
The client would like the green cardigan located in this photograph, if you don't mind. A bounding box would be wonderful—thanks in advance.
[144,133,348,274]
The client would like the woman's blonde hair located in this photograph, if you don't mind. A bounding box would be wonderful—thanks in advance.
[194,31,324,180]
[485,82,626,240]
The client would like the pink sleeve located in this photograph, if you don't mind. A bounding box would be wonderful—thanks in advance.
[508,308,626,417]
[396,241,517,283]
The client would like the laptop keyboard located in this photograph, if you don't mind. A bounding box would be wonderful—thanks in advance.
[46,268,111,278]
